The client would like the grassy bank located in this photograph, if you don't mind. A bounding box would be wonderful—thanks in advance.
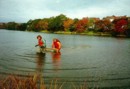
[0,75,89,89]
[26,30,127,38]
[54,31,112,36]
[53,31,128,38]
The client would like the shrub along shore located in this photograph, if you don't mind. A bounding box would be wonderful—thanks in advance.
[0,14,130,37]
[41,30,127,38]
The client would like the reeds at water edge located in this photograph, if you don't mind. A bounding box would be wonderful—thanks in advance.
[0,74,91,89]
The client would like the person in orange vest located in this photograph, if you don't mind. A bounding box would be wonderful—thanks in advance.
[52,38,61,53]
[35,35,46,48]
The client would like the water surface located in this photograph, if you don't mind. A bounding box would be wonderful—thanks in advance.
[0,29,130,88]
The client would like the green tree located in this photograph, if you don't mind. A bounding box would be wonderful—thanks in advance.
[69,18,79,32]
[48,14,67,32]
[26,19,41,32]
[6,22,18,30]
[17,23,27,31]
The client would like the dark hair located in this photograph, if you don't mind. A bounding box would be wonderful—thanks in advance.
[53,38,60,42]
[37,35,42,39]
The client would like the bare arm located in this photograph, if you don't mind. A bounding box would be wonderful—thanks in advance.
[57,42,61,49]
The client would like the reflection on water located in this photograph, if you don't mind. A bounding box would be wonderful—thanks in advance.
[51,52,61,72]
[35,53,46,74]
[34,53,46,87]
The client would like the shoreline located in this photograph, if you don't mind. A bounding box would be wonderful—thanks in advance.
[41,31,127,38]
[1,29,127,38]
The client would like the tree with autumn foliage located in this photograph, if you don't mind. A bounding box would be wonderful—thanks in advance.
[3,14,130,38]
[112,16,128,36]
[102,19,112,32]
[75,18,88,33]
[88,18,97,31]
[95,20,104,32]
[125,19,130,37]
[95,18,112,32]
[35,19,49,31]
[63,18,74,31]
[68,18,79,32]
[113,18,128,33]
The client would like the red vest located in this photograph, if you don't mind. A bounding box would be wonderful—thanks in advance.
[38,39,43,46]
[53,40,61,49]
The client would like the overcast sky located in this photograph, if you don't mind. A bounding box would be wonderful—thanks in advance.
[0,0,130,23]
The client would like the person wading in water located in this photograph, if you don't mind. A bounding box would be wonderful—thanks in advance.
[35,35,46,52]
[52,38,61,53]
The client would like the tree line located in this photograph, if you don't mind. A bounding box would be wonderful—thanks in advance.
[0,14,130,37]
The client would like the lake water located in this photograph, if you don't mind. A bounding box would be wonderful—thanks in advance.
[0,29,130,88]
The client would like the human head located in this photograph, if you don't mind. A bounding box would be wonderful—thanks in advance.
[37,35,42,40]
[53,38,60,42]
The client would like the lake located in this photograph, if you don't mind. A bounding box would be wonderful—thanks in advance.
[0,29,130,88]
